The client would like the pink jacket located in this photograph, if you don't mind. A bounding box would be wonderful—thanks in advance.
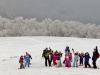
[65,53,71,61]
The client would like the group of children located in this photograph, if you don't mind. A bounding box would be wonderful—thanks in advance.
[19,52,32,69]
[42,46,99,69]
[19,46,99,69]
[42,47,63,67]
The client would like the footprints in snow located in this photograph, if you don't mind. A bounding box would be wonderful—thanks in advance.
[2,56,18,61]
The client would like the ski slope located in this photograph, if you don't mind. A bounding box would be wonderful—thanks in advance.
[0,36,100,75]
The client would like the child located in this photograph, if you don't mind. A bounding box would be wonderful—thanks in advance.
[72,49,79,67]
[19,55,24,69]
[79,52,84,66]
[24,53,31,68]
[65,52,70,67]
[56,53,61,67]
[84,52,91,68]
[26,52,32,64]
[69,53,72,67]
[52,52,57,65]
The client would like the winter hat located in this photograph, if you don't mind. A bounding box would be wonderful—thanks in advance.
[26,52,28,54]
[21,55,23,58]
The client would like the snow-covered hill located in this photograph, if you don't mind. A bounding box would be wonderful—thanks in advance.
[0,36,100,75]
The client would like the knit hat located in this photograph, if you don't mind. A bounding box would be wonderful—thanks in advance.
[26,52,28,54]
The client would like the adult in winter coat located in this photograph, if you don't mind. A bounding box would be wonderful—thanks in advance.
[42,48,51,67]
[19,55,25,69]
[84,52,91,68]
[92,46,99,69]
[72,49,79,67]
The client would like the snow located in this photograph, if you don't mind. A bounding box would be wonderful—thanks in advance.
[0,36,100,75]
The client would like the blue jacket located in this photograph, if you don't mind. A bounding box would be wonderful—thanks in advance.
[25,56,30,62]
[84,54,90,61]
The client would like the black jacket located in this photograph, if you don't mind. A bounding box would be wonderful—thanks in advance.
[92,50,98,60]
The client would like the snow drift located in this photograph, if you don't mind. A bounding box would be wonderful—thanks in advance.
[0,36,100,75]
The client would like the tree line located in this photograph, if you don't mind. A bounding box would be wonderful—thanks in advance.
[0,16,100,38]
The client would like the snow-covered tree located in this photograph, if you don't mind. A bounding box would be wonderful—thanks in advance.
[0,16,100,39]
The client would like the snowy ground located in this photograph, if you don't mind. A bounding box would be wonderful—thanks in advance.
[0,36,100,75]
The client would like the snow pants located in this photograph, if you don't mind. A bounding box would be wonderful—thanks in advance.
[56,60,61,67]
[45,57,51,67]
[80,58,83,65]
[25,61,30,67]
[92,59,97,68]
[85,61,91,68]
[53,58,57,65]
[65,60,69,67]
[73,60,78,67]
[20,63,24,69]
[69,59,72,67]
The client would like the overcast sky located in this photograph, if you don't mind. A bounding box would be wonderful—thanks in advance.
[0,0,100,24]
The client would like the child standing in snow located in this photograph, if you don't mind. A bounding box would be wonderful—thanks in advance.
[72,49,79,67]
[53,52,57,66]
[56,51,63,67]
[19,55,25,69]
[24,53,31,68]
[69,53,72,67]
[79,52,84,66]
[63,46,70,64]
[65,52,70,67]
[84,52,91,68]
[26,52,32,64]
[56,53,61,67]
